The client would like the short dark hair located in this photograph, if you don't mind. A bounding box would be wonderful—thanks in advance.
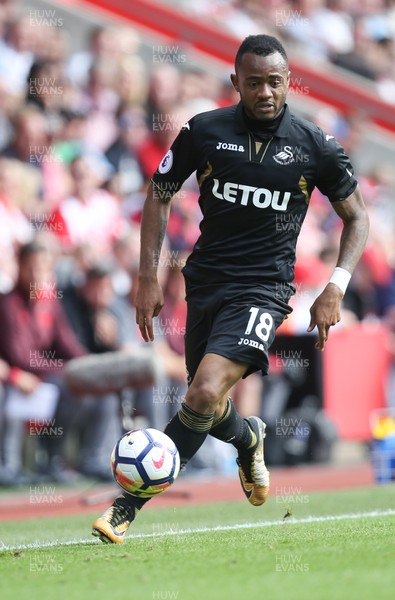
[85,262,113,280]
[18,240,49,263]
[235,35,288,71]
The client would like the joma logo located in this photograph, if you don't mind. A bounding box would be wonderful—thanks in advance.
[216,142,245,152]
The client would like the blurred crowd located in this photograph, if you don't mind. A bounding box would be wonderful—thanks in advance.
[176,0,395,103]
[0,0,394,483]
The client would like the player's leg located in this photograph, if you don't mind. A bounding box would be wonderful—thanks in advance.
[163,352,249,467]
[163,351,270,506]
[92,352,248,543]
[92,285,284,542]
[202,290,292,505]
[210,396,269,505]
[92,292,233,544]
[160,289,276,504]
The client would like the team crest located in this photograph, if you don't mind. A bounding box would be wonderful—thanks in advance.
[273,146,295,165]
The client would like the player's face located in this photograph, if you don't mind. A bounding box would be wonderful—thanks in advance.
[231,52,290,122]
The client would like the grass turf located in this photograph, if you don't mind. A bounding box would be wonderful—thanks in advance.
[0,485,394,600]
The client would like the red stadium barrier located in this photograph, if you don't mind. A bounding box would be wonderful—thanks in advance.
[323,323,392,441]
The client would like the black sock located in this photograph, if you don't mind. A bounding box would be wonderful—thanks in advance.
[119,403,215,510]
[210,398,255,452]
[116,492,148,511]
[164,403,215,467]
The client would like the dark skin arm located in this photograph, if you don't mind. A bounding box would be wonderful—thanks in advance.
[136,181,171,342]
[308,184,369,350]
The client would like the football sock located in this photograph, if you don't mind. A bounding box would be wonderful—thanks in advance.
[165,402,215,466]
[118,403,215,511]
[210,398,257,451]
[116,492,146,511]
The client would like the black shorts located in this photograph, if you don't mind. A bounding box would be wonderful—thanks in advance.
[184,280,293,382]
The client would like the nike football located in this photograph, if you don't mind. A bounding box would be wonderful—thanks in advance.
[111,428,180,498]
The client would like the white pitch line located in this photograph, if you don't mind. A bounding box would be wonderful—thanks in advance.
[1,508,394,552]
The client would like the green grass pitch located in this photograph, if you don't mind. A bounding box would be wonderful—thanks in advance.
[0,485,394,600]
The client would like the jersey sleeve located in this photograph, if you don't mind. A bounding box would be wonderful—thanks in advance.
[315,133,358,202]
[151,120,198,200]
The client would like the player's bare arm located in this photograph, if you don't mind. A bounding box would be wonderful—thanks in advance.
[308,185,369,350]
[331,185,370,273]
[136,180,172,342]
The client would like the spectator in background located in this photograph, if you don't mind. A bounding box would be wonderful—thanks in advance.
[111,225,140,298]
[342,254,380,320]
[0,156,33,247]
[332,13,383,80]
[67,25,140,88]
[67,27,141,151]
[284,0,355,61]
[105,105,147,198]
[146,63,182,123]
[62,262,137,353]
[26,60,66,116]
[116,55,148,108]
[108,235,192,440]
[182,0,272,38]
[51,154,124,256]
[38,19,70,68]
[67,26,119,88]
[137,101,193,182]
[51,109,89,165]
[0,240,86,483]
[136,65,185,180]
[1,105,69,214]
[60,250,189,474]
[0,16,35,95]
[61,262,137,479]
[80,59,119,151]
[0,155,39,292]
[3,105,48,165]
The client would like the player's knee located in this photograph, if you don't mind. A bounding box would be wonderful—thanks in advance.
[186,381,221,413]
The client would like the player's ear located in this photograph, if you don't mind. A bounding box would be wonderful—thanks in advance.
[286,70,291,90]
[230,73,239,93]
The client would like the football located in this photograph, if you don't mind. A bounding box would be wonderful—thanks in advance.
[111,428,181,498]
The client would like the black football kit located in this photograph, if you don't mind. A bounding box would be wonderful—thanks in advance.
[152,103,358,379]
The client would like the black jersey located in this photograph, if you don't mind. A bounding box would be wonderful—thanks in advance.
[152,103,357,287]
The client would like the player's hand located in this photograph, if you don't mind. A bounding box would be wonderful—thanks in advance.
[307,283,343,351]
[0,359,10,382]
[94,310,118,348]
[13,370,41,394]
[135,277,164,342]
